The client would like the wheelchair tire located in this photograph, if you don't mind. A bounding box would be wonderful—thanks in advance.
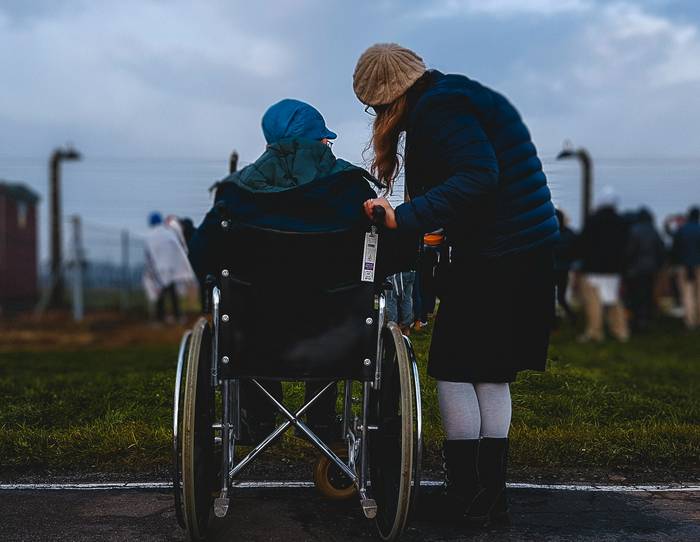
[370,322,419,542]
[181,317,216,541]
[313,447,357,501]
[404,336,423,516]
[173,329,192,530]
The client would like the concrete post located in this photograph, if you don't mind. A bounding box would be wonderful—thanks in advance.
[49,152,63,307]
[70,215,84,321]
[48,146,81,308]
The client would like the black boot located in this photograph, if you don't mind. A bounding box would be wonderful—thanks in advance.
[466,437,509,525]
[438,439,484,519]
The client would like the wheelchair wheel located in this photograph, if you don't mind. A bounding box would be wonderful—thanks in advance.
[173,329,192,529]
[181,317,216,541]
[404,336,423,515]
[370,322,420,541]
[313,447,356,500]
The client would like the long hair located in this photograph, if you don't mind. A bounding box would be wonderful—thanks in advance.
[366,73,431,192]
[366,95,409,192]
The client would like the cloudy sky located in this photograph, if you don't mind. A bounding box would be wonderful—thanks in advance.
[2,0,700,167]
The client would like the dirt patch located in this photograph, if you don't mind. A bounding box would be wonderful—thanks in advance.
[0,311,190,351]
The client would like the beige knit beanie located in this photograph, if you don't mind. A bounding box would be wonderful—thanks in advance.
[353,43,427,106]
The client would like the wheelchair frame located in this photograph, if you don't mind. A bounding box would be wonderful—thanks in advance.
[173,234,422,541]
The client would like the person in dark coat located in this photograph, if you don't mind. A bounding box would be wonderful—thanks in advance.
[625,208,666,332]
[353,43,558,525]
[553,209,577,327]
[671,206,700,329]
[576,188,630,342]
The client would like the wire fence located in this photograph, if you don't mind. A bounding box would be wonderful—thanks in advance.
[38,218,147,313]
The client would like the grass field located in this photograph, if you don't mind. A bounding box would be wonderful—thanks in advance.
[0,316,698,480]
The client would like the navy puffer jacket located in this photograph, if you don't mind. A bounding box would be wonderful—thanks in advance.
[672,220,700,267]
[395,71,559,258]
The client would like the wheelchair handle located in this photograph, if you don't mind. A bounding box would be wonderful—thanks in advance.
[371,205,386,226]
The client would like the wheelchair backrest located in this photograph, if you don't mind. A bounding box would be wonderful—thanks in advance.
[219,224,369,288]
[216,224,379,381]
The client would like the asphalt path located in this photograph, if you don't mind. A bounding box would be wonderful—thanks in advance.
[1,486,698,541]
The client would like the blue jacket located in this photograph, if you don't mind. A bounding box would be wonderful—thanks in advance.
[395,71,558,258]
[672,220,700,267]
[625,218,666,277]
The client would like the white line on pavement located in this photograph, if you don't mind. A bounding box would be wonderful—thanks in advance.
[1,481,698,492]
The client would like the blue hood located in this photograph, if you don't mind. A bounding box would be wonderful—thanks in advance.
[262,99,337,144]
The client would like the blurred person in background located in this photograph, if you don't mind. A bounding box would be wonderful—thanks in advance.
[178,216,203,311]
[164,215,199,307]
[576,187,629,342]
[625,208,666,332]
[553,209,577,328]
[143,212,194,324]
[386,270,415,335]
[180,217,196,248]
[354,43,558,526]
[165,215,187,250]
[671,206,700,330]
[663,212,687,315]
[412,266,423,330]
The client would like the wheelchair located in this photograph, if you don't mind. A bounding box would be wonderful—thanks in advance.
[172,210,422,541]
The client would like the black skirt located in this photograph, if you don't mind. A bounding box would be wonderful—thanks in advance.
[428,246,555,383]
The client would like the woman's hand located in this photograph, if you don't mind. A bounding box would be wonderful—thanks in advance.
[363,197,398,229]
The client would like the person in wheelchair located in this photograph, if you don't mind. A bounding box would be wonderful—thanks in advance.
[189,98,412,444]
[177,98,421,541]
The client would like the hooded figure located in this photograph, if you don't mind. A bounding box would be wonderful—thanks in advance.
[261,98,337,144]
[191,99,414,278]
[192,100,379,262]
[143,212,195,322]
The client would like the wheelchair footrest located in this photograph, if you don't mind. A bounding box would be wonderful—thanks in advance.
[214,496,230,518]
[361,498,377,519]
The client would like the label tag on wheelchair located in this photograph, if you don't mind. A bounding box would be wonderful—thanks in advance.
[361,232,379,282]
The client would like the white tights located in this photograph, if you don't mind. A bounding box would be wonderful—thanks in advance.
[437,381,512,439]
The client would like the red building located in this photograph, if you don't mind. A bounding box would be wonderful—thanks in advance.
[0,181,40,310]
